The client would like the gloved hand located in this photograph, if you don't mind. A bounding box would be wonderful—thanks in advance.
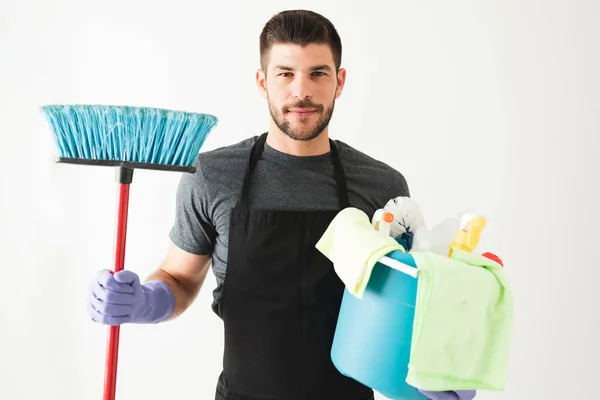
[418,390,476,400]
[88,269,175,325]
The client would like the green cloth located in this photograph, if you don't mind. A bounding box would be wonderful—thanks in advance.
[315,207,405,298]
[407,249,514,391]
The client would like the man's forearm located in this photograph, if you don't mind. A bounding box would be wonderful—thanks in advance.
[145,267,208,320]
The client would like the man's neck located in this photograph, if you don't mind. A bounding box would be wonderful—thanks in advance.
[266,127,331,157]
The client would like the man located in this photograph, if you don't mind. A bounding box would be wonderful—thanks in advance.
[88,9,409,400]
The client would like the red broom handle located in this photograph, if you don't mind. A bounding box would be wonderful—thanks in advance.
[104,182,131,400]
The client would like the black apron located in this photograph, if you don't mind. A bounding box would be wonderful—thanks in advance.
[214,133,374,400]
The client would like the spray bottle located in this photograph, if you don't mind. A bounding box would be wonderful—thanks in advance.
[448,213,487,257]
[372,209,395,237]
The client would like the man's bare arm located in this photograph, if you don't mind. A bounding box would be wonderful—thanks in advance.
[145,240,212,320]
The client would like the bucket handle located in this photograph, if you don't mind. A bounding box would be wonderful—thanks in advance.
[378,254,419,278]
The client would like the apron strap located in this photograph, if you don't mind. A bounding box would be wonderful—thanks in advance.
[330,138,350,209]
[237,132,350,210]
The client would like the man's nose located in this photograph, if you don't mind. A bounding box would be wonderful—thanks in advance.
[291,75,313,99]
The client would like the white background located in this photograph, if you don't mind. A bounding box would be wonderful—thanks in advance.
[1,0,599,399]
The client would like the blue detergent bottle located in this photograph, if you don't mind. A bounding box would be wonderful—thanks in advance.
[330,250,428,400]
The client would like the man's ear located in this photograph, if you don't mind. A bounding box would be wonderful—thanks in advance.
[256,69,267,99]
[335,67,347,99]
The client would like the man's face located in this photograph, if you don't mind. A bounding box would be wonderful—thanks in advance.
[257,43,346,141]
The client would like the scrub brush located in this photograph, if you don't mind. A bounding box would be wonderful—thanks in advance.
[372,196,429,251]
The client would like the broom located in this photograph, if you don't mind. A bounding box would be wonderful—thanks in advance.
[40,104,219,400]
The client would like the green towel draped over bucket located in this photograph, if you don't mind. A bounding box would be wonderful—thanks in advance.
[315,207,405,298]
[408,249,514,391]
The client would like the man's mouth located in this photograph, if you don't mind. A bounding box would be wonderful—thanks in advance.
[286,108,318,117]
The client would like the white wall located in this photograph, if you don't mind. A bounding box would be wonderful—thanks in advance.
[1,0,598,399]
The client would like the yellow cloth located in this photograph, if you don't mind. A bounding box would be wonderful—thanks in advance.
[315,207,404,298]
[407,249,514,391]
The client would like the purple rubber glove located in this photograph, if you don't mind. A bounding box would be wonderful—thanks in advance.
[88,269,175,325]
[418,390,476,400]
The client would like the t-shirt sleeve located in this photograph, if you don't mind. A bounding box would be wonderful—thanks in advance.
[392,170,410,198]
[168,165,216,255]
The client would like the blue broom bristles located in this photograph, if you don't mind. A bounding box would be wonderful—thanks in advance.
[40,104,218,167]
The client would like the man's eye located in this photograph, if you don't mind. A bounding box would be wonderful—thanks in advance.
[313,72,326,76]
[279,73,293,77]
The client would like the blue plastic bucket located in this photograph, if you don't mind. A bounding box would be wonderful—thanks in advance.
[330,250,428,400]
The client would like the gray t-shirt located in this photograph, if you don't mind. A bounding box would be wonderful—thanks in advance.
[169,135,410,306]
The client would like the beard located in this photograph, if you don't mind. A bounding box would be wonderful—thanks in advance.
[268,95,335,141]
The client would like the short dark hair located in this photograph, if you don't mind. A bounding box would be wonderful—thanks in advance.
[259,10,342,71]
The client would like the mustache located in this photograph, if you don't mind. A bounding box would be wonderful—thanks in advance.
[284,100,323,112]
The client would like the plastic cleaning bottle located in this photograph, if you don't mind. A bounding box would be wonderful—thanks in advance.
[371,209,394,236]
[448,213,487,257]
[412,226,431,252]
[371,208,383,227]
[377,211,394,237]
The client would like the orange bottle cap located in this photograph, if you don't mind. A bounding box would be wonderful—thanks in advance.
[382,212,395,223]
